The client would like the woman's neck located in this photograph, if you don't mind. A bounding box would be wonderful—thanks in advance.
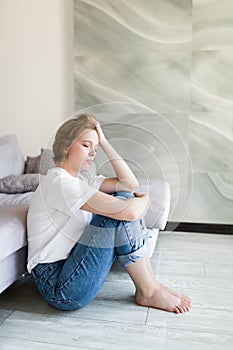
[59,163,78,177]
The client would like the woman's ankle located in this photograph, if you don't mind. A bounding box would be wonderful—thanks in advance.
[135,283,159,300]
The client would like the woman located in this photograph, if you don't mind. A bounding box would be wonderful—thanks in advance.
[27,114,191,313]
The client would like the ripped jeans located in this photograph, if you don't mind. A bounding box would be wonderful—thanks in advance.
[31,192,150,311]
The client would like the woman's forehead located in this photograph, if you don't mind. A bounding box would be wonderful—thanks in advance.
[78,129,99,144]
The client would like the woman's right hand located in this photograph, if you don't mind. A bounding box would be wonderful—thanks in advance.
[95,122,107,146]
[133,192,151,218]
[87,116,107,145]
[134,191,151,207]
[134,192,147,198]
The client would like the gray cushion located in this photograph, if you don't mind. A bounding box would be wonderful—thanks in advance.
[36,149,55,174]
[25,149,55,175]
[0,174,42,194]
[0,135,25,179]
[24,154,40,173]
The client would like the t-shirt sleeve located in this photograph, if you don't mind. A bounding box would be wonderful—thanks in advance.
[47,176,98,215]
[79,172,106,190]
[88,174,106,189]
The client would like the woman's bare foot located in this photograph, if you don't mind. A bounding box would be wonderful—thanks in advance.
[135,285,191,313]
[160,284,192,305]
[145,259,191,305]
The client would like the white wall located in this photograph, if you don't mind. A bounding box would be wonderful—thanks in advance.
[0,0,74,156]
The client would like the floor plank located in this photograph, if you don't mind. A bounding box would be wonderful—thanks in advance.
[0,310,12,325]
[153,247,233,264]
[1,311,233,350]
[204,262,233,276]
[0,337,84,350]
[147,307,233,336]
[156,273,233,293]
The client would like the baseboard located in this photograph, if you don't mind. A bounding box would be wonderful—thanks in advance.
[165,221,233,234]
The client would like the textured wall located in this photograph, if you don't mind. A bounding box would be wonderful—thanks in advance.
[74,0,233,225]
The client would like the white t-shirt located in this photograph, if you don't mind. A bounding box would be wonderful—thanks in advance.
[27,167,105,273]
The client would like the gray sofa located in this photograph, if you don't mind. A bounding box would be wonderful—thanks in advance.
[0,134,170,294]
[0,135,37,293]
[0,205,29,293]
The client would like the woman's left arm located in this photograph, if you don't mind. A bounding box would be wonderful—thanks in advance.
[95,123,139,194]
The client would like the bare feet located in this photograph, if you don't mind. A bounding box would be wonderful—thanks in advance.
[160,284,192,305]
[135,285,191,313]
[144,257,191,306]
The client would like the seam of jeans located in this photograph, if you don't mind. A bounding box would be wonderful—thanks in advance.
[122,221,134,248]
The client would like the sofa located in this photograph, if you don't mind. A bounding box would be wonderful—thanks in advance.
[0,134,170,294]
[0,134,55,293]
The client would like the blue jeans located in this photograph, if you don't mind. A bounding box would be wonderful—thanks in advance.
[31,192,150,311]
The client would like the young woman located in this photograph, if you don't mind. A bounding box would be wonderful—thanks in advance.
[27,114,191,313]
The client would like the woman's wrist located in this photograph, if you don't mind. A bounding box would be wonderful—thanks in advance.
[99,138,108,147]
[96,124,107,146]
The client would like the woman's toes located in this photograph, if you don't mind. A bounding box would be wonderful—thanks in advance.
[182,297,192,306]
[182,304,191,312]
[175,303,190,313]
[174,307,180,314]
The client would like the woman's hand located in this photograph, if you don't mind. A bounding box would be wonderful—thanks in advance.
[133,192,151,218]
[87,115,139,194]
[134,192,147,198]
[134,192,151,206]
[87,116,107,146]
[95,122,107,146]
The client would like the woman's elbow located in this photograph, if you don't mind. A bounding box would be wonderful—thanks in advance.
[132,179,139,191]
[128,179,139,192]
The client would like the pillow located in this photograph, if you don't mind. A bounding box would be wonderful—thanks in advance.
[36,149,55,175]
[24,154,40,173]
[0,174,42,194]
[0,135,25,179]
[25,149,55,175]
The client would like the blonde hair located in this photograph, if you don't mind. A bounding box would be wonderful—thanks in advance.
[53,113,97,165]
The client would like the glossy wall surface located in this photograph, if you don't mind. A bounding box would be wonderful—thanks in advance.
[74,0,233,225]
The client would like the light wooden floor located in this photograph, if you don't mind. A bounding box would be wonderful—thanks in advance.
[0,231,233,350]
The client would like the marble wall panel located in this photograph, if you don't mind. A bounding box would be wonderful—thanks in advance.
[184,173,233,224]
[190,113,233,173]
[75,104,190,177]
[190,50,233,173]
[193,0,233,51]
[191,50,233,113]
[189,45,233,223]
[74,51,190,115]
[95,112,190,177]
[74,0,192,54]
[74,0,233,224]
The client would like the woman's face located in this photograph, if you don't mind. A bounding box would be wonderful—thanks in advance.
[65,129,99,174]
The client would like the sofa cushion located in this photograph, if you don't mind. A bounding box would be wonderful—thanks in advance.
[0,135,25,179]
[0,174,42,194]
[0,192,33,206]
[24,154,41,174]
[0,205,28,261]
[25,149,55,175]
[36,149,55,174]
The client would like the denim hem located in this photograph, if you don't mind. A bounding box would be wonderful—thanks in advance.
[116,234,149,267]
